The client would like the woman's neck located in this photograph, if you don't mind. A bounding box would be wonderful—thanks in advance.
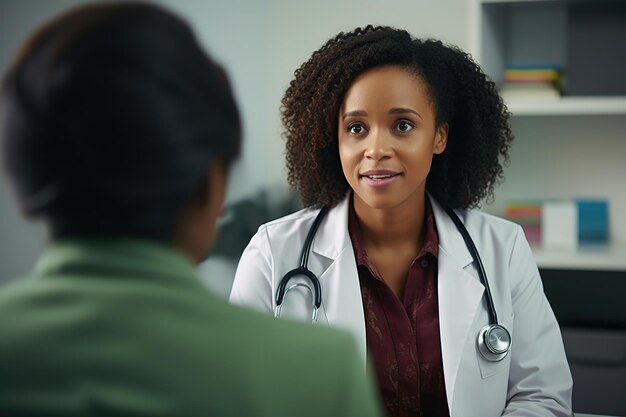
[353,193,427,250]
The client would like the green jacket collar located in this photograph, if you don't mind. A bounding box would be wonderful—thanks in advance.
[32,238,199,283]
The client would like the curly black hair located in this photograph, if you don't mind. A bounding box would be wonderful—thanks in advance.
[281,25,513,210]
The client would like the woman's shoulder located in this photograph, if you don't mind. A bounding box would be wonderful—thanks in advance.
[463,209,520,233]
[259,204,338,237]
[246,206,322,251]
[453,208,524,252]
[430,195,521,239]
[262,206,319,228]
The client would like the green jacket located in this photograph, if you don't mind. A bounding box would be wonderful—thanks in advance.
[0,238,381,417]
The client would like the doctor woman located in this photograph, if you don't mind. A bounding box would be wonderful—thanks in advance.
[230,26,573,417]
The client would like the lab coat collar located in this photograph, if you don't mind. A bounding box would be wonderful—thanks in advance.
[428,194,474,269]
[311,193,476,269]
[310,194,351,260]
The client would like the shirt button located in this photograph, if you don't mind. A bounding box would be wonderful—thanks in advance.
[420,258,430,268]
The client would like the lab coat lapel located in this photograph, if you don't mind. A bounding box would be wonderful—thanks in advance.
[310,196,367,364]
[430,197,485,411]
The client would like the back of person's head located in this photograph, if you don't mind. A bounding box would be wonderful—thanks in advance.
[0,1,241,242]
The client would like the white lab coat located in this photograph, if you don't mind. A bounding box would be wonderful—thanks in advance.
[230,194,573,417]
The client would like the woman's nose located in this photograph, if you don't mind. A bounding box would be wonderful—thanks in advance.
[364,130,392,160]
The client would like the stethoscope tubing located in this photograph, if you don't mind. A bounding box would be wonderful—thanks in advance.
[274,203,511,362]
[444,207,499,325]
[274,206,328,311]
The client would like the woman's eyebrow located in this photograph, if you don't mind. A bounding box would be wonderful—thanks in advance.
[389,107,422,119]
[342,110,368,118]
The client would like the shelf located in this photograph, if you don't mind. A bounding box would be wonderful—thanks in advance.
[506,96,626,116]
[472,0,626,107]
[472,0,626,248]
[479,0,626,7]
[532,244,626,271]
[480,0,561,3]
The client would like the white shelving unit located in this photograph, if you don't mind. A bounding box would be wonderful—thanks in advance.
[531,244,626,271]
[506,96,626,116]
[470,0,626,271]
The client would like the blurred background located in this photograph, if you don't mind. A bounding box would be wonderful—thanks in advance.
[0,0,472,287]
[1,1,625,415]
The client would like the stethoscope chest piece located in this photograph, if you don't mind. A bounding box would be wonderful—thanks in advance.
[477,324,511,362]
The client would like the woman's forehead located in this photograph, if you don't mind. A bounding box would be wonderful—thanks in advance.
[340,66,432,113]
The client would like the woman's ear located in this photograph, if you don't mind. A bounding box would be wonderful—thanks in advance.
[434,123,449,154]
[196,161,227,257]
[172,161,227,263]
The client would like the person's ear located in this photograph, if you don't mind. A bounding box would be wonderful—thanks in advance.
[202,161,227,235]
[434,123,448,154]
[172,160,227,263]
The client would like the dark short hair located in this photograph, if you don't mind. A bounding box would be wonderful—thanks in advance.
[1,2,241,241]
[281,25,513,209]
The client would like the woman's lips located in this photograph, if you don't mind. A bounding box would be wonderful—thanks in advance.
[360,170,401,187]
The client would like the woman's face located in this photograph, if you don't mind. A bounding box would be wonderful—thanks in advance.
[338,65,448,212]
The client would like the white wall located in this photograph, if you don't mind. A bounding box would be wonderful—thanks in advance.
[485,115,626,245]
[0,0,470,283]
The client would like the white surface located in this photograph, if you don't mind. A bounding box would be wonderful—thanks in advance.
[507,96,626,116]
[481,0,558,3]
[532,243,626,271]
[542,201,578,250]
[575,414,621,417]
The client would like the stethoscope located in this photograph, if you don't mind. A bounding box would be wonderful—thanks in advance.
[274,205,512,362]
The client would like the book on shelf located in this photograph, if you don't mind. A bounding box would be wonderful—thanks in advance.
[500,83,561,101]
[503,198,609,249]
[504,66,561,83]
[499,65,563,102]
[504,200,542,246]
[577,199,609,243]
[542,201,578,250]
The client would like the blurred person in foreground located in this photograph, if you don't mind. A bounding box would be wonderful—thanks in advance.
[0,3,381,416]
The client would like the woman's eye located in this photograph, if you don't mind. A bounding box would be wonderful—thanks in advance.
[396,121,414,132]
[348,124,365,134]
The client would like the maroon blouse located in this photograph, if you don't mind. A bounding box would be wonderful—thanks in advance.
[348,200,450,417]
